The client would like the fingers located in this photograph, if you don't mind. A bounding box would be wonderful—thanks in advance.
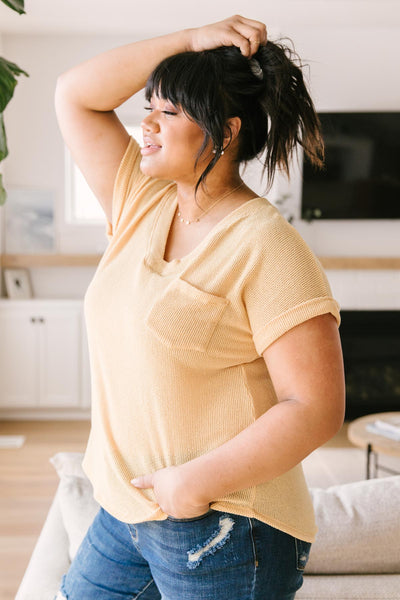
[227,15,267,57]
[248,34,262,58]
[223,29,254,58]
[191,15,267,56]
[131,474,153,488]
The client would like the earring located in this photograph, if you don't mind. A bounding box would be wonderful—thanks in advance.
[212,147,225,155]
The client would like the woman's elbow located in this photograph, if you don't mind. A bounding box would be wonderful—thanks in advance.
[319,391,346,444]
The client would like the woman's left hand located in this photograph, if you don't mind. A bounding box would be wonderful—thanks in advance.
[131,466,211,519]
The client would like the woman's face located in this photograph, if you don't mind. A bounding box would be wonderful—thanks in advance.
[140,94,210,183]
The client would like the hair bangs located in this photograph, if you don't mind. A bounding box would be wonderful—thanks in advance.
[145,52,225,138]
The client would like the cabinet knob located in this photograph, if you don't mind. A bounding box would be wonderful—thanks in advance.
[31,317,36,323]
[39,317,45,323]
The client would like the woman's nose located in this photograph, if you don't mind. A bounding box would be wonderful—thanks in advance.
[141,112,160,132]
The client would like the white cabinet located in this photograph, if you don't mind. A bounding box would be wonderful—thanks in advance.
[0,306,37,407]
[0,300,89,410]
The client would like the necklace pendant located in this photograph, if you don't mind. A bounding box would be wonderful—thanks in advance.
[177,210,198,225]
[177,180,243,225]
[175,182,244,225]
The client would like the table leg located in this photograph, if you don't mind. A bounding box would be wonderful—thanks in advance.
[366,443,372,479]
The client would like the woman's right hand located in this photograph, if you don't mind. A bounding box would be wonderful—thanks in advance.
[188,15,267,58]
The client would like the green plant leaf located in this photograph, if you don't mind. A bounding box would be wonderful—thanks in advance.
[0,57,29,112]
[0,112,8,162]
[0,0,25,15]
[0,56,28,78]
[0,173,7,205]
[0,0,26,206]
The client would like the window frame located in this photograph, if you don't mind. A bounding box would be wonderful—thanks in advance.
[57,123,143,254]
[64,124,143,226]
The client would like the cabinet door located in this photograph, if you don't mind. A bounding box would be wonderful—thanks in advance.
[0,310,38,407]
[39,307,81,407]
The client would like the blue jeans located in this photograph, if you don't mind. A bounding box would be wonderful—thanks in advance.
[56,506,311,600]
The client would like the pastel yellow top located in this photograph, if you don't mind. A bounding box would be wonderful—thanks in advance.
[82,136,341,543]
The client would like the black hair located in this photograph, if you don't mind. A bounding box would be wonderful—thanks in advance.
[145,41,324,194]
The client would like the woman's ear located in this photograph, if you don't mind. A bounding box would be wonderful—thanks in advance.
[223,116,242,149]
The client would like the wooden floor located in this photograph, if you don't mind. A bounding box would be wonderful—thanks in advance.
[0,419,350,600]
[0,420,91,600]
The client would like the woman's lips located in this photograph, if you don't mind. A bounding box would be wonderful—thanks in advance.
[140,144,162,155]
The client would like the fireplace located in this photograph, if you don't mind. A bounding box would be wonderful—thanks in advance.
[339,310,400,420]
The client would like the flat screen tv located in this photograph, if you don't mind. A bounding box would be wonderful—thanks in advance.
[301,112,400,220]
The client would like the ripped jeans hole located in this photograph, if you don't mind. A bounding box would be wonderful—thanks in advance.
[55,591,68,600]
[187,515,235,570]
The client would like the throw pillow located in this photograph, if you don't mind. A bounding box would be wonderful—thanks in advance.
[307,475,400,574]
[50,452,99,561]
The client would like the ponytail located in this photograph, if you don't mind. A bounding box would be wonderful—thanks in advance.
[252,41,324,190]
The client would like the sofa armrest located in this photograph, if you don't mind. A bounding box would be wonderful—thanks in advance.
[15,484,71,600]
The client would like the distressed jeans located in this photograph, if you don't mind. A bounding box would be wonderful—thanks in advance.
[55,506,311,600]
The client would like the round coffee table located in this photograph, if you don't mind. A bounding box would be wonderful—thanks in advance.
[347,412,400,479]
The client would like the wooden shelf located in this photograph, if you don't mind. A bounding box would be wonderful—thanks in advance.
[0,254,101,268]
[0,254,400,269]
[318,257,400,270]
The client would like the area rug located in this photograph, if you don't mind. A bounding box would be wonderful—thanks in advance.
[0,435,26,448]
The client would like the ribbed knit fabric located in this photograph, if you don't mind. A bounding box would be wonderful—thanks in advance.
[82,136,341,543]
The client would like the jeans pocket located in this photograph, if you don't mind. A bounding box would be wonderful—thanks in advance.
[295,538,312,572]
[166,508,214,523]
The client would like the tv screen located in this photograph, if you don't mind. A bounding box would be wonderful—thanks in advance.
[301,112,400,220]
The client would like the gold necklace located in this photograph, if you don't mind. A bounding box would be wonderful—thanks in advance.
[176,183,244,225]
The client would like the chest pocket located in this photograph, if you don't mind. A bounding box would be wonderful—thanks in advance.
[145,276,229,352]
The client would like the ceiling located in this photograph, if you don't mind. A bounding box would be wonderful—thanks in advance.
[0,0,399,36]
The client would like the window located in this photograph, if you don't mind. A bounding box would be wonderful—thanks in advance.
[65,125,143,224]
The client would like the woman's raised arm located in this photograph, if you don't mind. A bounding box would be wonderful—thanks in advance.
[54,29,193,223]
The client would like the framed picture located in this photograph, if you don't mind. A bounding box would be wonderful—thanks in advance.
[5,188,55,254]
[4,269,33,299]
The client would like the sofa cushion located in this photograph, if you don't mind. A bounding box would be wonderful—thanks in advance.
[307,475,400,574]
[297,574,400,599]
[50,452,100,561]
[50,452,400,574]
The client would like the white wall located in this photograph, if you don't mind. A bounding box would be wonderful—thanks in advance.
[1,34,145,254]
[0,18,399,304]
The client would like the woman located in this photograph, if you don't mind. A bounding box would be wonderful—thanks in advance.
[54,15,345,600]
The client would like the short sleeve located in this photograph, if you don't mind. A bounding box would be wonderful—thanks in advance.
[106,136,147,240]
[243,217,341,357]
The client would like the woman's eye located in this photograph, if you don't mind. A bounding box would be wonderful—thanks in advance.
[144,106,178,116]
[143,107,176,116]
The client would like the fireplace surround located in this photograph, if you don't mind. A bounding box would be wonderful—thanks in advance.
[339,310,400,419]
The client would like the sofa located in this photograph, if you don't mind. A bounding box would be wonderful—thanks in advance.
[15,452,400,600]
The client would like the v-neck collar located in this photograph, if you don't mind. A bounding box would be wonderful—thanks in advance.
[144,191,263,275]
